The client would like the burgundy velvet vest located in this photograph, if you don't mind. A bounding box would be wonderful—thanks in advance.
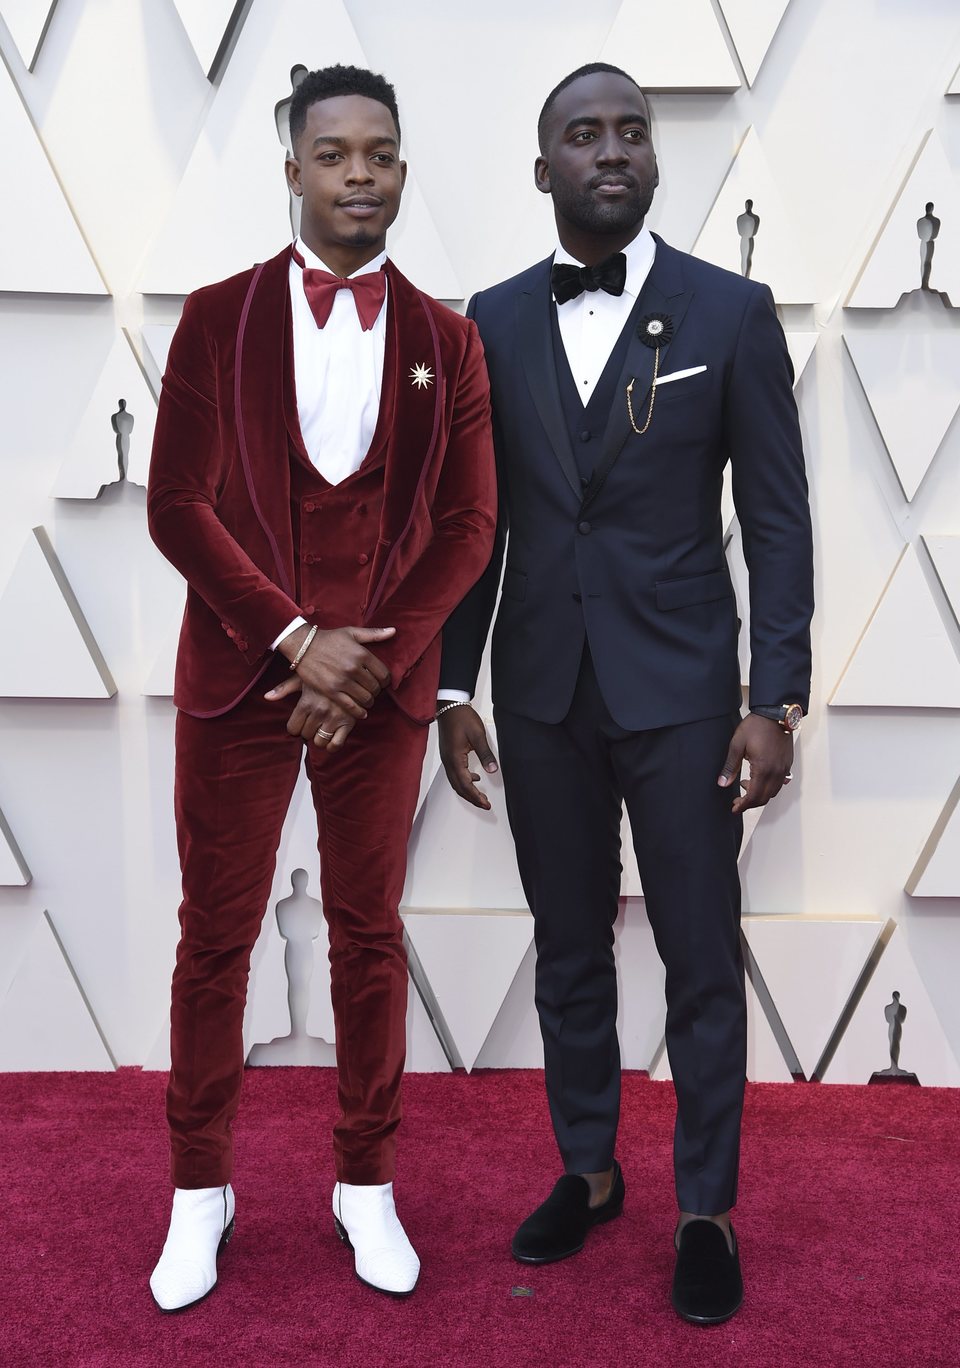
[283,312,394,631]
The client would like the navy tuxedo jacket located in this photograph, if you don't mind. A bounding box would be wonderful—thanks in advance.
[440,235,814,730]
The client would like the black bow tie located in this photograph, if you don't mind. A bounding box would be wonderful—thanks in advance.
[551,252,627,305]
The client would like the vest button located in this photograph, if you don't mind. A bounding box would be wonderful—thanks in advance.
[358,552,370,565]
[304,552,317,565]
[355,503,367,514]
[578,520,592,535]
[304,604,315,615]
[303,500,316,513]
[235,638,248,652]
[579,430,591,442]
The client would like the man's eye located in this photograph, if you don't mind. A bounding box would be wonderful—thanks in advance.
[573,130,595,143]
[625,128,646,141]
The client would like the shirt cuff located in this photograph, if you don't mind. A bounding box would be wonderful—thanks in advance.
[437,688,471,703]
[272,616,307,651]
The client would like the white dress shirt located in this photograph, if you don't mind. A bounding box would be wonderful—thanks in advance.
[553,226,656,404]
[436,229,657,703]
[273,238,389,649]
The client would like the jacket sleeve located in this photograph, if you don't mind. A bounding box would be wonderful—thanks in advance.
[435,293,509,697]
[726,284,815,710]
[367,318,498,685]
[146,290,301,660]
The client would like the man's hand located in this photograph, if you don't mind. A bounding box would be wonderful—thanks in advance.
[438,705,499,810]
[266,625,395,750]
[717,713,793,815]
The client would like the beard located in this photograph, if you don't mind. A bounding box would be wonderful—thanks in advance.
[551,168,657,237]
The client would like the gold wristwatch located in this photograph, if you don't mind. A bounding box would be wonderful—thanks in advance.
[750,703,804,734]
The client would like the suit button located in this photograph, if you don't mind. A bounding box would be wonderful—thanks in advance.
[578,520,592,534]
[579,430,591,442]
[304,604,315,615]
[355,503,367,514]
[226,626,235,638]
[358,552,370,565]
[304,552,317,565]
[572,592,582,603]
[303,500,316,513]
[236,638,248,652]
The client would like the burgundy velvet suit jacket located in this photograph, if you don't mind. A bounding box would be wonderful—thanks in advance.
[147,246,497,722]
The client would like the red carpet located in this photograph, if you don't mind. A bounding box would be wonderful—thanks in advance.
[2,1069,959,1367]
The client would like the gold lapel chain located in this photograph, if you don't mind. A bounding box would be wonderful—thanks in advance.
[626,345,660,435]
[627,313,674,436]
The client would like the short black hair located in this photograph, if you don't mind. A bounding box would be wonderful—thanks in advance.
[289,64,401,154]
[537,62,644,151]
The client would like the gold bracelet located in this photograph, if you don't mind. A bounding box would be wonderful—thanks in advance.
[289,624,318,671]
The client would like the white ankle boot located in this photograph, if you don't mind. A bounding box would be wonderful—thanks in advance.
[149,1184,235,1312]
[333,1182,420,1296]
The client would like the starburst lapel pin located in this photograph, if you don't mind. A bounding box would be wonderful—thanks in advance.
[409,362,434,391]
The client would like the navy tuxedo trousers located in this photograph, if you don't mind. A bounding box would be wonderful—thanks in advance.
[495,648,746,1214]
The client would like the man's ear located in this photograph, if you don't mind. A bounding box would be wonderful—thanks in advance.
[399,159,408,192]
[534,155,551,196]
[653,156,660,190]
[285,155,303,198]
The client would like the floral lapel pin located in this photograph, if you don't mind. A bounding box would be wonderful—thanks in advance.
[626,313,675,435]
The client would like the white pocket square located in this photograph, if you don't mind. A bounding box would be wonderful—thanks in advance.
[654,365,707,387]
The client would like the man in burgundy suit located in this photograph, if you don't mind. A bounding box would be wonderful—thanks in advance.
[146,65,496,1309]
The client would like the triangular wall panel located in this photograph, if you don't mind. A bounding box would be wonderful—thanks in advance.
[847,130,960,307]
[0,61,105,293]
[843,330,960,501]
[1,0,59,69]
[830,546,960,708]
[142,598,184,697]
[949,62,960,96]
[53,331,157,497]
[0,911,115,1070]
[0,804,30,885]
[600,0,740,90]
[692,127,818,303]
[402,910,534,1071]
[139,0,460,298]
[0,527,116,698]
[170,0,243,77]
[141,324,177,388]
[906,777,960,898]
[822,922,960,1085]
[742,916,885,1079]
[924,535,960,631]
[786,332,818,387]
[717,0,791,86]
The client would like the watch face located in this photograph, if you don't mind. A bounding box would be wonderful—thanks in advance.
[783,704,804,732]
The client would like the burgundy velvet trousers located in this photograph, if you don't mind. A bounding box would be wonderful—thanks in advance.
[167,660,428,1188]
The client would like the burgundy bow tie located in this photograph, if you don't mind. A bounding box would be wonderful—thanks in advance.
[292,247,386,331]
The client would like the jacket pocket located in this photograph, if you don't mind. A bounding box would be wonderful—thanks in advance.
[502,566,527,602]
[655,568,732,611]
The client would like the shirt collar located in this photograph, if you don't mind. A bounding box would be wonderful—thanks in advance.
[294,237,388,279]
[552,226,655,300]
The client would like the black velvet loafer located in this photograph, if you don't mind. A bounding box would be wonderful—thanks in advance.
[512,1161,625,1264]
[671,1219,743,1325]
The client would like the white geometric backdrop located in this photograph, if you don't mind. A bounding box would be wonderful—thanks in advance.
[1,0,960,1088]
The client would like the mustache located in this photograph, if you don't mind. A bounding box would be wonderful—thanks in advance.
[587,173,640,191]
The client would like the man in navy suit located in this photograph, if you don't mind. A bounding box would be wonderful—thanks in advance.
[437,64,813,1324]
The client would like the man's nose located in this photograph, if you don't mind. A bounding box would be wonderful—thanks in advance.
[344,154,374,182]
[596,134,628,165]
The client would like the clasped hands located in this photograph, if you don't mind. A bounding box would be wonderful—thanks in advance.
[265,624,395,751]
[439,707,793,814]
